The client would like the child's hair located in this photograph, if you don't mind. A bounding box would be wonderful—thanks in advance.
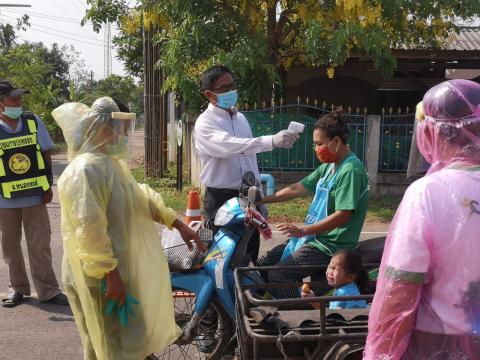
[334,249,369,294]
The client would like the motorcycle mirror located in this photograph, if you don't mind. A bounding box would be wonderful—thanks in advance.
[248,186,258,203]
[242,171,256,187]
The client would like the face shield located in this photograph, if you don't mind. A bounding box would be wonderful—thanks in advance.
[104,112,136,158]
[52,97,136,162]
[416,79,480,174]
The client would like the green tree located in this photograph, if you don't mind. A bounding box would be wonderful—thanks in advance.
[78,74,144,115]
[0,44,62,134]
[0,14,29,53]
[84,0,480,113]
[0,18,86,137]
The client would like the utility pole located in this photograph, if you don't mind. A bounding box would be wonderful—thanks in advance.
[104,23,112,78]
[90,70,94,94]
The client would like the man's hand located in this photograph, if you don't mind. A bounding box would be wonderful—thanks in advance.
[105,268,126,305]
[42,188,53,204]
[173,219,208,252]
[272,130,299,149]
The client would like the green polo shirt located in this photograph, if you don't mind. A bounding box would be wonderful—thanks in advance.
[300,155,369,255]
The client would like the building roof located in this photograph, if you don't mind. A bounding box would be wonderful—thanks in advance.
[446,27,480,51]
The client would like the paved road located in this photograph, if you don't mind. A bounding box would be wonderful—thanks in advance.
[0,130,389,359]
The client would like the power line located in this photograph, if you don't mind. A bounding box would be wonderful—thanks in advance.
[30,27,105,47]
[2,7,93,25]
[4,20,107,47]
[70,0,84,14]
[2,8,121,31]
[50,0,74,19]
[0,13,103,42]
[0,4,31,7]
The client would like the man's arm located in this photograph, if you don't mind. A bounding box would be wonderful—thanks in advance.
[195,117,273,158]
[364,278,423,359]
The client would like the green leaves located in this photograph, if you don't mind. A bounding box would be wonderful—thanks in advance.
[81,0,480,114]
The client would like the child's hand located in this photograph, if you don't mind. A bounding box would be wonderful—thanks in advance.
[301,290,315,298]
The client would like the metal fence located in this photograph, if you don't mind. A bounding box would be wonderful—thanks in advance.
[244,104,367,172]
[379,114,415,172]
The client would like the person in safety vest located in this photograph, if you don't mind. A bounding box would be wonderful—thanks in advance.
[0,80,68,308]
[257,109,369,298]
[365,80,480,359]
[53,97,207,360]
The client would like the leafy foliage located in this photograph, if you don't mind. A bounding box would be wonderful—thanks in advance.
[77,74,144,115]
[84,0,480,114]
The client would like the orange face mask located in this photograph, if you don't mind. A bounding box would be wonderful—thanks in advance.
[315,139,338,163]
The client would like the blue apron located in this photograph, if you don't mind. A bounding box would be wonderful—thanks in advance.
[281,154,358,260]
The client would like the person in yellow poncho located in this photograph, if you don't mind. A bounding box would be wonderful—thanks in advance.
[52,97,207,360]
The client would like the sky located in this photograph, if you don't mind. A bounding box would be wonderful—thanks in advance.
[0,0,128,80]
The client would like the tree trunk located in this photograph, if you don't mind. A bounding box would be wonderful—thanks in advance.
[143,25,166,178]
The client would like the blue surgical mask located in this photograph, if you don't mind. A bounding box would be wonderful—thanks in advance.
[215,90,238,110]
[2,106,23,119]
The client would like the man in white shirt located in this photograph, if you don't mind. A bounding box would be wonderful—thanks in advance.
[195,65,298,262]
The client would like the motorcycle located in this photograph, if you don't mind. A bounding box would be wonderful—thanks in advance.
[152,171,385,360]
[152,172,269,360]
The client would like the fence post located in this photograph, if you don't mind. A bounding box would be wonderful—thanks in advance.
[186,113,202,189]
[366,115,381,196]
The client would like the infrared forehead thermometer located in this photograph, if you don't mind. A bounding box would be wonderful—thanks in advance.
[288,121,305,134]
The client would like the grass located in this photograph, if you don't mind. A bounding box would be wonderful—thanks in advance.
[52,141,68,154]
[366,195,402,223]
[131,165,402,224]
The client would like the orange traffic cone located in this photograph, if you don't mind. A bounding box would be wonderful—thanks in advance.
[184,190,202,224]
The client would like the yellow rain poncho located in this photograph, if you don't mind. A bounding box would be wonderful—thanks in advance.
[53,97,181,360]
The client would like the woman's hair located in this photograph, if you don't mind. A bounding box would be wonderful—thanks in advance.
[334,250,369,294]
[313,108,350,144]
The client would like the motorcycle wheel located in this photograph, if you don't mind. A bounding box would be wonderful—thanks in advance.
[152,288,233,360]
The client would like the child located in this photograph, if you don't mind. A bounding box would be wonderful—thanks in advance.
[301,250,368,309]
[326,250,368,309]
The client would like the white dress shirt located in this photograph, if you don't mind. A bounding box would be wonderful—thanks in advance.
[195,103,274,189]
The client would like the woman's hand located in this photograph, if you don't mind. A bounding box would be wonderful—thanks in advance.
[277,223,303,238]
[105,268,126,305]
[173,219,208,252]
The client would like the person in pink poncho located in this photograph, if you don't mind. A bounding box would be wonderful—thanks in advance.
[364,79,480,360]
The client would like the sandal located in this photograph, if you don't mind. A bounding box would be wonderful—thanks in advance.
[2,292,24,308]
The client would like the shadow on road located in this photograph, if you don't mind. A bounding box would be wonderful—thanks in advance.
[23,297,74,319]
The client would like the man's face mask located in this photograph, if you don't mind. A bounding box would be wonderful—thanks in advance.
[1,105,22,119]
[214,90,238,110]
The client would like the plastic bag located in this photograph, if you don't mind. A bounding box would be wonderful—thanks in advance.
[162,221,211,270]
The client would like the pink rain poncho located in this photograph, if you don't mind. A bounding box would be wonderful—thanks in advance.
[364,79,480,360]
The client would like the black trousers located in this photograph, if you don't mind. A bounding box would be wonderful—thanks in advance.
[257,242,332,298]
[203,187,260,264]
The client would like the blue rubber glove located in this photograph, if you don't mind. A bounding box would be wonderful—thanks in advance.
[100,278,140,326]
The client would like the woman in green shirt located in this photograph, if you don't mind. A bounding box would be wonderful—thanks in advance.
[257,110,369,298]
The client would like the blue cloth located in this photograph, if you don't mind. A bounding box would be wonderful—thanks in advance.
[0,114,55,208]
[329,282,367,309]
